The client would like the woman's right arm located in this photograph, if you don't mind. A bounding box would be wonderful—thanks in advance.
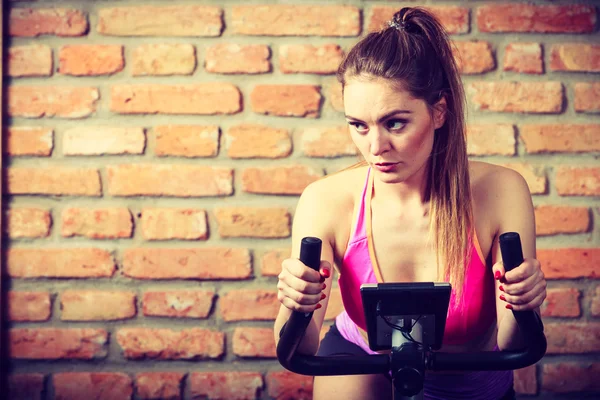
[273,181,337,356]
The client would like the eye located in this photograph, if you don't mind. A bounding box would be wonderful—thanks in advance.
[348,121,368,133]
[386,119,407,132]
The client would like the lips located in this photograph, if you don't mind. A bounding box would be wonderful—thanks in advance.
[375,162,399,166]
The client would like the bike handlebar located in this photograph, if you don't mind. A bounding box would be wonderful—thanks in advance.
[277,233,547,376]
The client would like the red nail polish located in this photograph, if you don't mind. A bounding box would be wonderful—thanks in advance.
[494,271,501,280]
[320,293,326,300]
[322,269,331,278]
[505,304,513,310]
[322,283,326,290]
[315,304,322,310]
[500,295,506,302]
[499,285,504,292]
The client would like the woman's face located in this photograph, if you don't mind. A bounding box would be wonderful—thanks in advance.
[343,77,446,185]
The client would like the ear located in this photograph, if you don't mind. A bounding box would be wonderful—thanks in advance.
[433,97,447,130]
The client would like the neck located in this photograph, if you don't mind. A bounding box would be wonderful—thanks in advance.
[371,158,431,206]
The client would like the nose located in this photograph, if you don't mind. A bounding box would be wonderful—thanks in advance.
[369,128,390,156]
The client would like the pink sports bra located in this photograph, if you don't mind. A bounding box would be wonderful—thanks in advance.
[337,168,496,346]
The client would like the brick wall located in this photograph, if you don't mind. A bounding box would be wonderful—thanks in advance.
[4,1,599,399]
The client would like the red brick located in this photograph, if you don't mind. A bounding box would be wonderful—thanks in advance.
[541,288,581,318]
[251,85,321,118]
[220,289,279,321]
[592,287,600,317]
[266,371,313,400]
[123,248,251,280]
[327,80,344,112]
[214,207,291,238]
[453,41,495,75]
[8,373,44,400]
[542,362,600,393]
[476,4,596,33]
[550,44,600,72]
[467,124,515,156]
[545,323,600,354]
[142,290,215,319]
[54,373,132,400]
[232,5,360,36]
[8,292,51,322]
[368,6,469,34]
[538,248,599,279]
[498,163,547,194]
[111,83,241,115]
[205,44,270,74]
[534,205,590,236]
[98,6,222,37]
[154,125,218,158]
[301,126,358,158]
[116,328,224,360]
[9,8,88,37]
[521,124,600,153]
[280,44,344,74]
[226,124,291,159]
[190,372,263,400]
[107,165,232,197]
[575,82,600,113]
[556,166,600,196]
[141,208,208,240]
[6,248,115,278]
[63,126,145,156]
[7,86,99,118]
[132,44,196,76]
[6,167,101,196]
[7,45,52,77]
[61,290,136,321]
[10,328,108,359]
[6,126,53,156]
[261,248,290,277]
[514,365,537,395]
[58,45,123,76]
[233,327,276,358]
[135,372,184,400]
[241,165,323,195]
[62,208,133,239]
[467,82,563,113]
[503,43,543,74]
[5,208,51,238]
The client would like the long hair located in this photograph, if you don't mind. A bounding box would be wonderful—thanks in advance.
[337,7,472,298]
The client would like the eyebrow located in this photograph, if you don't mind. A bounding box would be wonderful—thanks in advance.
[344,109,412,123]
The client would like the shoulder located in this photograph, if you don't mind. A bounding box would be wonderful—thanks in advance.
[469,160,534,232]
[469,161,531,199]
[293,164,368,247]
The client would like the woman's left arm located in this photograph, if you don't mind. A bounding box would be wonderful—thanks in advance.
[489,168,547,351]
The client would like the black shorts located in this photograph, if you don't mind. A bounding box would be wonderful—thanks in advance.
[316,323,516,400]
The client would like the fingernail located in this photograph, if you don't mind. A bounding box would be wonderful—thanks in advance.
[322,283,327,290]
[494,271,501,280]
[315,304,322,310]
[320,293,326,300]
[322,269,331,278]
[500,295,506,302]
[499,285,504,292]
[505,304,513,310]
[320,275,325,283]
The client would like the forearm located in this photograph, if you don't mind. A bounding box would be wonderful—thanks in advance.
[274,307,322,356]
[496,307,540,351]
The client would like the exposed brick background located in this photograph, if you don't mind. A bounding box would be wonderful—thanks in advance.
[4,1,598,400]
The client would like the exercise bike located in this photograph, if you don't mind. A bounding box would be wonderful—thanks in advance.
[277,233,547,400]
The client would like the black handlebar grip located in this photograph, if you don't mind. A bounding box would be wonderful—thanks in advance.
[499,232,524,272]
[299,237,322,272]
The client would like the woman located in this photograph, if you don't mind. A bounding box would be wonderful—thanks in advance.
[274,7,546,400]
